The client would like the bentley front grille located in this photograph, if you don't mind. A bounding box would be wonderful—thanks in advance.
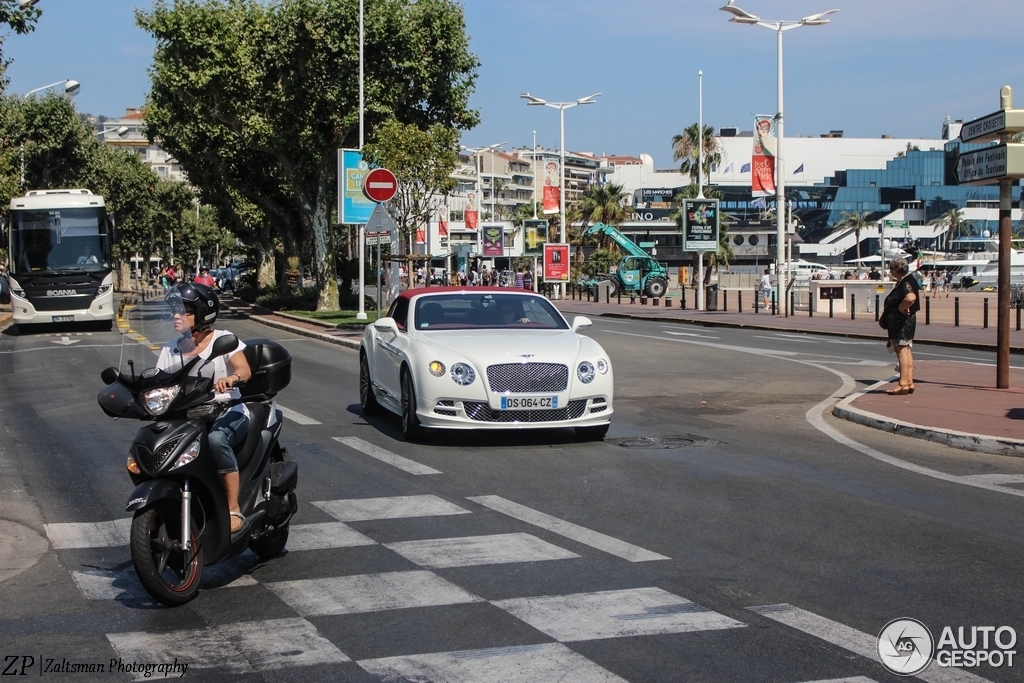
[486,363,568,393]
[463,400,587,423]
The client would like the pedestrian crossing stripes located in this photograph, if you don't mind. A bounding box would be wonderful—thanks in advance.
[384,532,580,568]
[314,494,468,521]
[334,435,442,474]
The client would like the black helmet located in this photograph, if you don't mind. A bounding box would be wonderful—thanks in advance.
[166,282,219,331]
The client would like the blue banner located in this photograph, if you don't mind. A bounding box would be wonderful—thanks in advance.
[338,149,375,225]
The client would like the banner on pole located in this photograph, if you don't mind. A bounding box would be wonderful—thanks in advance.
[464,209,478,230]
[482,224,504,256]
[523,219,548,256]
[543,243,570,281]
[338,149,375,224]
[682,198,720,252]
[542,160,560,214]
[751,116,776,198]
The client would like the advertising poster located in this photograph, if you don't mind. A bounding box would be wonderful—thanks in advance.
[542,160,560,214]
[482,224,504,256]
[523,219,548,256]
[338,149,374,224]
[751,115,776,197]
[543,243,569,282]
[464,209,478,230]
[682,198,720,252]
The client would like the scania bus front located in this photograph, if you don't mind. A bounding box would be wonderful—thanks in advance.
[5,189,116,330]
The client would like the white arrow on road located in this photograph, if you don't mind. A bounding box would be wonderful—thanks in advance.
[51,336,81,346]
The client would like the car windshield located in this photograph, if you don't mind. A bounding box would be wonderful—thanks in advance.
[413,293,568,331]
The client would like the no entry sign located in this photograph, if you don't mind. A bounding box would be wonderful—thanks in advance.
[362,168,398,203]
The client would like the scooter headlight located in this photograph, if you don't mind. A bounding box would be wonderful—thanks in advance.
[577,361,596,384]
[170,438,201,471]
[142,385,180,415]
[450,363,476,386]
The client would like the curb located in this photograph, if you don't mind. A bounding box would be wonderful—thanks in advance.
[560,308,1024,355]
[832,379,1024,458]
[232,306,361,351]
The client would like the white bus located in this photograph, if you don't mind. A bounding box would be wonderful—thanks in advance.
[4,189,116,330]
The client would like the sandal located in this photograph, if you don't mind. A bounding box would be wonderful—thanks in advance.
[886,384,914,395]
[230,511,245,533]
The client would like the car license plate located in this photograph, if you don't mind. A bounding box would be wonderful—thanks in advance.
[501,396,558,410]
[52,315,75,322]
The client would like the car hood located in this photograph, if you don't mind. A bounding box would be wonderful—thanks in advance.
[419,329,582,366]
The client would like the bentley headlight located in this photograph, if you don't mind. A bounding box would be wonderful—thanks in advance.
[450,362,476,386]
[429,361,446,377]
[577,361,596,384]
[142,386,179,415]
[170,438,201,470]
[596,358,609,375]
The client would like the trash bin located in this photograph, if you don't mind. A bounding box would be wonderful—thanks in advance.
[705,283,719,311]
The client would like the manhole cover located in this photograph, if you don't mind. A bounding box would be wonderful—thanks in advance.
[618,436,720,449]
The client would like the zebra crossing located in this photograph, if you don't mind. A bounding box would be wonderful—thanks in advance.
[42,491,968,682]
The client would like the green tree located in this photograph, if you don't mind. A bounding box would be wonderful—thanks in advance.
[671,123,721,184]
[833,210,872,272]
[138,0,479,311]
[362,119,459,255]
[579,182,629,250]
[929,207,972,250]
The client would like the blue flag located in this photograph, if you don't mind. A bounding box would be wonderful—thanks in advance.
[740,163,751,173]
[793,163,804,174]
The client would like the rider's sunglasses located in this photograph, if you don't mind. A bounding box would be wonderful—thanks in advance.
[169,303,193,317]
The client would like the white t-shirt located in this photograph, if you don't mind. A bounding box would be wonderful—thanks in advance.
[156,329,249,417]
[760,274,772,290]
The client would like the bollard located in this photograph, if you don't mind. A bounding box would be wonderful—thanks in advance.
[875,295,880,322]
[1018,302,1022,331]
[681,288,687,310]
[586,287,591,302]
[955,297,960,327]
[851,293,856,320]
[665,296,672,308]
[723,290,728,312]
[653,297,660,307]
[925,296,930,325]
[828,295,834,319]
[617,289,621,305]
[640,296,647,305]
[754,291,759,314]
[771,291,776,316]
[738,290,743,313]
[790,291,795,318]
[984,297,989,329]
[605,286,610,304]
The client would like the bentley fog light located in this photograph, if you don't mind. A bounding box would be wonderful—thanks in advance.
[596,358,609,375]
[171,438,201,470]
[577,361,596,384]
[142,385,179,415]
[428,361,446,377]
[450,362,476,386]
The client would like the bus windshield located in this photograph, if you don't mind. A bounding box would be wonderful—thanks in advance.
[10,207,110,274]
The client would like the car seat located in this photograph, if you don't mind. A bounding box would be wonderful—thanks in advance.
[417,302,445,328]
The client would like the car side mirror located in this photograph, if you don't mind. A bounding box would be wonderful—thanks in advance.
[373,317,399,335]
[100,366,120,384]
[572,316,593,332]
[210,333,239,359]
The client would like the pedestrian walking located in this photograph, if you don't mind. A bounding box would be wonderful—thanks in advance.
[523,269,533,291]
[879,257,920,395]
[760,269,772,308]
[515,268,525,289]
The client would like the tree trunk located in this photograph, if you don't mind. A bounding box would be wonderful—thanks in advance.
[311,172,339,311]
[255,240,276,289]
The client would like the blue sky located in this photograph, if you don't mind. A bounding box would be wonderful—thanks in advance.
[7,1,1024,168]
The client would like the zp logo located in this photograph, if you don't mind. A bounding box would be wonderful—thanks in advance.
[878,618,934,676]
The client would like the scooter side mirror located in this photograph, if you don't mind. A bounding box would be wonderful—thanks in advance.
[100,366,120,385]
[210,334,239,359]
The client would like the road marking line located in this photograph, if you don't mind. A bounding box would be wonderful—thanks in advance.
[754,335,817,343]
[662,330,720,338]
[798,678,878,683]
[314,494,468,521]
[494,587,744,642]
[467,495,668,562]
[333,436,441,475]
[385,533,580,568]
[287,522,377,550]
[266,570,482,617]
[45,519,131,549]
[961,473,1024,485]
[277,405,321,425]
[359,643,628,683]
[748,604,989,683]
[71,561,256,602]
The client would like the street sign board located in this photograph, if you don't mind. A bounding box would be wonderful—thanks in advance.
[338,149,374,224]
[363,168,398,203]
[366,231,391,246]
[366,203,398,246]
[681,198,720,251]
[959,109,1024,144]
[955,143,1024,185]
[883,220,909,230]
[639,241,656,248]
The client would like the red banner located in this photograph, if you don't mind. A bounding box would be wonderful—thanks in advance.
[464,210,478,230]
[542,186,559,214]
[751,155,776,197]
[543,243,569,282]
[415,229,425,244]
[542,160,560,214]
[438,220,448,237]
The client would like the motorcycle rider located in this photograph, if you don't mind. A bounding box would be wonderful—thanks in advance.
[157,283,252,532]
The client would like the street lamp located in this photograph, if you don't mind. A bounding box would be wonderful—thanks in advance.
[521,92,601,299]
[95,126,130,140]
[20,79,80,188]
[720,0,837,309]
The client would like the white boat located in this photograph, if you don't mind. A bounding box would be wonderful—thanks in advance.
[918,234,1024,290]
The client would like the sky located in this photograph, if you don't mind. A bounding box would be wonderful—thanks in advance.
[7,0,1024,168]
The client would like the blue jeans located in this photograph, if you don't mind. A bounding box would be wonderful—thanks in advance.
[208,409,249,474]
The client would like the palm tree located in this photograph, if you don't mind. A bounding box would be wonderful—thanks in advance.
[832,210,871,272]
[671,123,721,184]
[579,182,629,250]
[929,207,971,251]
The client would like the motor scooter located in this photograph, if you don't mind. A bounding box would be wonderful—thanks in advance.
[98,334,297,606]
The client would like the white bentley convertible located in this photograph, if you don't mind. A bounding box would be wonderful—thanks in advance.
[359,287,613,442]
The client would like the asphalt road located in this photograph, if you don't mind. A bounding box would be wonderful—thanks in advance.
[2,301,1024,682]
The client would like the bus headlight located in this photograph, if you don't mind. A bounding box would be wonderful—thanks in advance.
[97,284,112,296]
[142,386,179,415]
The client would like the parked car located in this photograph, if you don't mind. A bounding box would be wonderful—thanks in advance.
[359,287,613,441]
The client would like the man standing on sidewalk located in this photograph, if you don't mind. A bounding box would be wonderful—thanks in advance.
[760,269,772,308]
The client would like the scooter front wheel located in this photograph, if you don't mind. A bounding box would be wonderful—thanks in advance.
[130,503,203,606]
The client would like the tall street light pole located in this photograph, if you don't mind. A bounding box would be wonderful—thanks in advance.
[720,1,837,310]
[521,92,601,300]
[21,79,80,188]
[356,0,367,320]
[461,143,504,269]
